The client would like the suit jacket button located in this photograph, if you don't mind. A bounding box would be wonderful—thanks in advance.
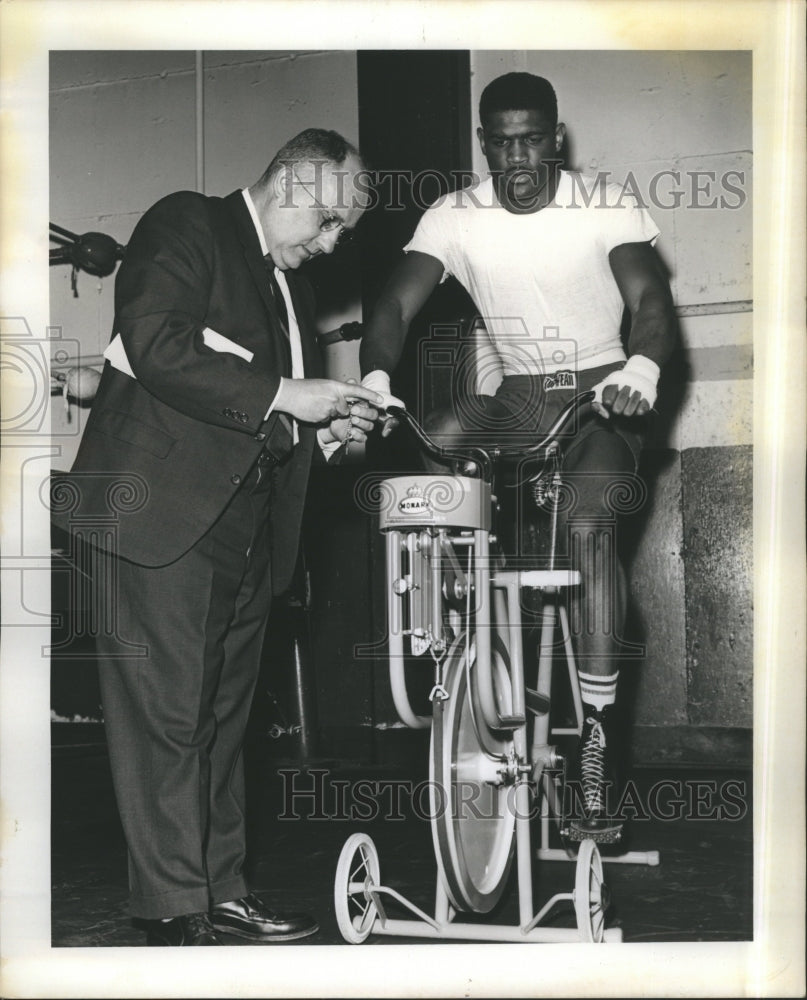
[231,474,241,485]
[224,407,232,417]
[255,431,266,442]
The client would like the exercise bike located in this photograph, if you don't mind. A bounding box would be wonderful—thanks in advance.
[334,391,658,944]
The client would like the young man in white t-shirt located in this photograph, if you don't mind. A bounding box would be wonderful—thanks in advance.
[359,72,678,843]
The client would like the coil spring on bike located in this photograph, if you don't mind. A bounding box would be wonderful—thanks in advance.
[531,472,558,509]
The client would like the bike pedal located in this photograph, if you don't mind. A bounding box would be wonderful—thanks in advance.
[496,714,526,729]
[562,825,623,846]
[525,687,550,716]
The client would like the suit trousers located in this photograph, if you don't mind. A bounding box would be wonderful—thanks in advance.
[95,460,274,919]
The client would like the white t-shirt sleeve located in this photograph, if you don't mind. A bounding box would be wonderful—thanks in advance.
[600,183,661,253]
[403,201,452,283]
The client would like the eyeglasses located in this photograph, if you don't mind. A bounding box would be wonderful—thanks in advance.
[286,168,357,248]
[319,213,356,247]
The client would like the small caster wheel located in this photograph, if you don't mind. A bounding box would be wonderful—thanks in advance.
[334,833,381,943]
[574,838,608,942]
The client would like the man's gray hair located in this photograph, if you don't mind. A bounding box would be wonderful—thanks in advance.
[262,128,364,182]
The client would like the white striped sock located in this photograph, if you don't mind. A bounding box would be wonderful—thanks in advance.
[578,670,619,712]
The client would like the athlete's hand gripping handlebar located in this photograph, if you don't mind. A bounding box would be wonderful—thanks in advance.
[386,391,595,480]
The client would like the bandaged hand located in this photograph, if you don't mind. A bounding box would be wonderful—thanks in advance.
[361,370,405,412]
[361,370,405,438]
[591,355,660,419]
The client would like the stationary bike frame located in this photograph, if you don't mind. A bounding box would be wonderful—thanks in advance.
[334,392,657,945]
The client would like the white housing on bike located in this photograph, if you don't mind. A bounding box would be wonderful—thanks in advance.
[378,475,491,531]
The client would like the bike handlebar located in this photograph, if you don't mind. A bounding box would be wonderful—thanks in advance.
[386,390,596,481]
[385,408,495,480]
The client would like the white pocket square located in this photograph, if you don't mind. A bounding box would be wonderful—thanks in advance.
[104,328,254,379]
[200,328,254,362]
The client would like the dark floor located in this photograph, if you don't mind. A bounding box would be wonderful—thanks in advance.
[51,731,753,948]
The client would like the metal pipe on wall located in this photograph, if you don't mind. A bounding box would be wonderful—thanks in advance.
[676,299,752,317]
[195,52,205,195]
[51,354,106,370]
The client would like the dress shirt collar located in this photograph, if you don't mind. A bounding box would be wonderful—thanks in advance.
[241,187,270,258]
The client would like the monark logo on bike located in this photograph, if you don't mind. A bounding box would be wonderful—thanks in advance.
[398,483,432,515]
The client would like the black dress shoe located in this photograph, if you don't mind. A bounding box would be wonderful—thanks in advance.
[143,912,222,946]
[211,892,318,942]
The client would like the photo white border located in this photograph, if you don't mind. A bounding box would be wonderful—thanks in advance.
[1,1,805,997]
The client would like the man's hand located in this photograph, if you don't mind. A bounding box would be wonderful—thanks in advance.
[591,355,660,419]
[361,370,405,438]
[274,377,383,424]
[320,399,380,446]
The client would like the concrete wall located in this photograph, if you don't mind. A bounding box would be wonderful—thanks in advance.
[49,50,361,472]
[470,51,753,759]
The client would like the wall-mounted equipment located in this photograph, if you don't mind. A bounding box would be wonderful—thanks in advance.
[50,222,126,297]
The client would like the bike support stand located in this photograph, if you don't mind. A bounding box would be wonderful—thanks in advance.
[335,820,623,944]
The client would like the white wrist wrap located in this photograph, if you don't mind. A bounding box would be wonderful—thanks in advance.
[361,369,405,412]
[623,354,660,385]
[361,370,391,395]
[593,355,660,409]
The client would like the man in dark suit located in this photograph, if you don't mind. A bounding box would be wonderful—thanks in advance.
[53,129,384,945]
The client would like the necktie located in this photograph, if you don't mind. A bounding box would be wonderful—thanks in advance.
[263,257,295,455]
[265,258,290,335]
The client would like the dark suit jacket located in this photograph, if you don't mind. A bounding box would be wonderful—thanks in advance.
[54,189,323,595]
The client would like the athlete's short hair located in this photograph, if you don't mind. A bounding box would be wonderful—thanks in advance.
[479,73,558,126]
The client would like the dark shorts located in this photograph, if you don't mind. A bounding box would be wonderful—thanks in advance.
[433,363,644,470]
[426,363,648,532]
